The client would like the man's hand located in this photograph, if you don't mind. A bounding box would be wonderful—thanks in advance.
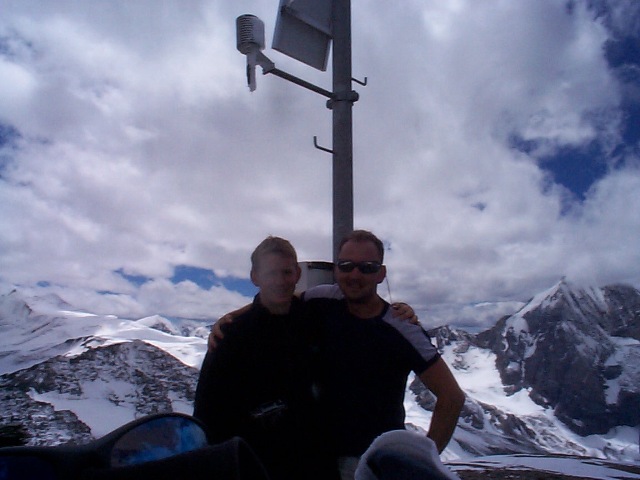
[207,303,251,352]
[390,302,419,324]
[207,315,231,351]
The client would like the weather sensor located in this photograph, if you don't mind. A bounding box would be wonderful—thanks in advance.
[236,15,274,91]
[236,14,265,54]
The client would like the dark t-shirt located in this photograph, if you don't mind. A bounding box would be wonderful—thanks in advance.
[306,297,440,457]
[193,296,336,480]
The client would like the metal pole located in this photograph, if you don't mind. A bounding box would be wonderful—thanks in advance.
[331,0,354,262]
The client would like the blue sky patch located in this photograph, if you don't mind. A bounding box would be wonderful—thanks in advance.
[508,135,609,200]
[115,268,151,287]
[538,142,609,201]
[113,266,256,296]
[171,265,256,297]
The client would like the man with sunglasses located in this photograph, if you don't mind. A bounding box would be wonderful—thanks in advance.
[302,230,464,479]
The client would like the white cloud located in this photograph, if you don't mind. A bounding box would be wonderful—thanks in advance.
[1,0,638,328]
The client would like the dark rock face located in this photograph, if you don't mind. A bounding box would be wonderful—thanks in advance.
[476,282,640,436]
[0,386,93,446]
[601,285,640,339]
[0,340,199,446]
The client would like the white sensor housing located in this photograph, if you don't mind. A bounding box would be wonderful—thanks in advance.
[236,15,265,54]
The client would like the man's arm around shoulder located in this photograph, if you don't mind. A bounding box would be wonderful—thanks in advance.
[418,358,465,453]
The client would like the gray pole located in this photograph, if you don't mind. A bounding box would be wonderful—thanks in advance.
[331,0,355,261]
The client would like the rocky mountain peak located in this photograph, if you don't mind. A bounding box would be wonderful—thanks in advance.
[477,282,640,435]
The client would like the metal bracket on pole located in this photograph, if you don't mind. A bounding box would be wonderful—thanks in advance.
[261,64,334,99]
[326,90,359,110]
[352,76,368,86]
[255,51,361,110]
[313,136,333,154]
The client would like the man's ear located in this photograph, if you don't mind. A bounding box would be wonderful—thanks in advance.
[295,264,302,283]
[250,269,259,287]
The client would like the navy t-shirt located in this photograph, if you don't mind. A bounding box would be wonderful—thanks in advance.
[305,298,440,456]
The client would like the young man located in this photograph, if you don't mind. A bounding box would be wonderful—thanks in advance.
[303,230,465,479]
[193,237,338,479]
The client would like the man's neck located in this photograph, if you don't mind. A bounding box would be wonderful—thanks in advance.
[268,304,290,315]
[257,295,292,315]
[346,295,385,319]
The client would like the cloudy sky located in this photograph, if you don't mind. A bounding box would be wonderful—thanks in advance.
[1,0,639,330]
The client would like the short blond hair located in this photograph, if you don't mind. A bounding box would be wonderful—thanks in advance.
[251,236,298,271]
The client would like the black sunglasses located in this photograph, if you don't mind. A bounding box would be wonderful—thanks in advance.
[336,260,382,274]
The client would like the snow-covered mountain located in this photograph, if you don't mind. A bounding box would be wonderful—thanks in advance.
[409,279,640,463]
[0,289,208,445]
[1,282,639,470]
[477,281,639,436]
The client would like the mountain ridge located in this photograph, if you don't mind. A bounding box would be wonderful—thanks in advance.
[0,282,638,467]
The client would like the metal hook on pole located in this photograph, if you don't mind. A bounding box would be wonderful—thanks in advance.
[313,136,333,154]
[352,76,367,86]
